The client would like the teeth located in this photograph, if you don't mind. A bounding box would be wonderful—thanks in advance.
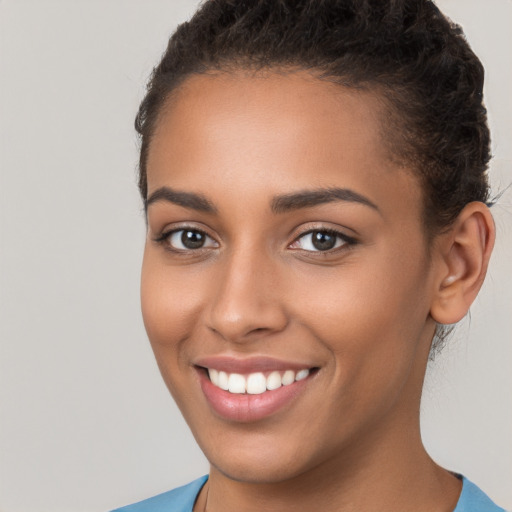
[218,371,229,391]
[209,368,219,386]
[282,370,295,386]
[266,371,282,391]
[207,368,311,394]
[247,372,267,394]
[295,369,309,381]
[228,373,246,394]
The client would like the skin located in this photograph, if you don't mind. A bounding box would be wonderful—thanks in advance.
[141,71,494,512]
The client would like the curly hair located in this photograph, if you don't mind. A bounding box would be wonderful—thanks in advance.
[136,0,491,238]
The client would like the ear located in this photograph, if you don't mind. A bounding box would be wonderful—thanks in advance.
[430,202,495,325]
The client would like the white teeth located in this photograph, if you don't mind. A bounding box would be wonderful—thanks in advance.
[208,368,219,386]
[208,368,311,394]
[281,370,295,386]
[295,369,309,381]
[218,371,229,391]
[246,372,267,394]
[228,373,246,394]
[266,371,282,391]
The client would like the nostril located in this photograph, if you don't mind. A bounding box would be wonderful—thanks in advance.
[251,327,268,334]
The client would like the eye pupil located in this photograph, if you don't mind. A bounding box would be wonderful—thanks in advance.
[181,230,205,249]
[312,231,336,251]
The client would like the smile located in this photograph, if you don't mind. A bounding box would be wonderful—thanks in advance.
[207,368,310,395]
[195,358,318,422]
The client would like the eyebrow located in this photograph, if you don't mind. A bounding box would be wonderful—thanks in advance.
[145,185,379,216]
[145,186,217,213]
[270,187,380,214]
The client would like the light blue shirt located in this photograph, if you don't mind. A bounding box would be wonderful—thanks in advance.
[111,475,507,512]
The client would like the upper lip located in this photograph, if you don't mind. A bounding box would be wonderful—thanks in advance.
[193,355,317,374]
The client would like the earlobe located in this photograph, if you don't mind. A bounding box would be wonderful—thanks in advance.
[430,202,495,325]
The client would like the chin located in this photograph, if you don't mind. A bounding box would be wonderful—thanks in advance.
[211,456,309,485]
[197,428,324,485]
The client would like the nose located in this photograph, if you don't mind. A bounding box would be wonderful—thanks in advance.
[206,246,288,344]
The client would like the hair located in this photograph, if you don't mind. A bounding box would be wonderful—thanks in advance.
[135,0,492,349]
[136,0,491,233]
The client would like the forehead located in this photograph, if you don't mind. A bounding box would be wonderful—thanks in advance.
[147,70,422,220]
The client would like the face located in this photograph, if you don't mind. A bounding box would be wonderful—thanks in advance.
[141,71,438,484]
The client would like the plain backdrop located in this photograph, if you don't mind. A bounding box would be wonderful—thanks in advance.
[0,1,510,511]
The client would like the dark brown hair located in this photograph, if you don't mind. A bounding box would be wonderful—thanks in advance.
[136,0,491,237]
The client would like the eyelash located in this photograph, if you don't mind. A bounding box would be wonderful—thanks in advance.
[153,227,217,253]
[289,228,357,253]
[153,226,357,255]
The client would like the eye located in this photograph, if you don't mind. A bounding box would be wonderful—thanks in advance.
[158,228,218,251]
[290,229,353,252]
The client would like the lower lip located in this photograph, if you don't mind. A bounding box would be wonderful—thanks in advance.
[198,370,311,422]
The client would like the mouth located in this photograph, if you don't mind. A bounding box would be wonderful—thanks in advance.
[205,367,312,395]
[194,358,319,422]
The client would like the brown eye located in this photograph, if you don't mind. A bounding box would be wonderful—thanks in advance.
[166,229,218,251]
[181,230,206,249]
[311,231,337,251]
[290,229,354,253]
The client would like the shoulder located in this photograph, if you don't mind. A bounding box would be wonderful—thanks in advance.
[454,476,508,512]
[110,475,208,512]
[110,474,508,512]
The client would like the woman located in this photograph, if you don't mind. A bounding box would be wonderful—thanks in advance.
[113,1,506,510]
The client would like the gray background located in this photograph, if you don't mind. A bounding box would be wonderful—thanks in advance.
[0,1,510,511]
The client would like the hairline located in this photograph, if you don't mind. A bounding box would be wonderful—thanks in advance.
[140,64,441,248]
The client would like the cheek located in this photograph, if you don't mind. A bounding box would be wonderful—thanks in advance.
[140,250,200,375]
[290,248,431,387]
[295,257,428,339]
[140,252,204,416]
